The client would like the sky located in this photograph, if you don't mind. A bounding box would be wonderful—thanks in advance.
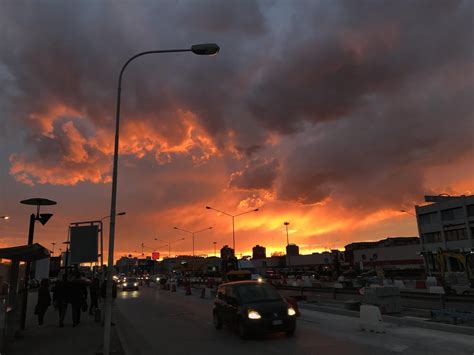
[0,0,473,260]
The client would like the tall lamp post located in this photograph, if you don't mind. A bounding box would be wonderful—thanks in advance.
[51,242,56,256]
[205,206,259,257]
[103,43,219,355]
[19,197,56,330]
[100,212,126,267]
[155,237,185,258]
[284,222,291,268]
[213,241,217,257]
[173,227,212,257]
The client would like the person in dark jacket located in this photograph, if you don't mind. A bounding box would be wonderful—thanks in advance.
[89,277,100,315]
[35,279,51,326]
[52,274,69,327]
[70,273,87,327]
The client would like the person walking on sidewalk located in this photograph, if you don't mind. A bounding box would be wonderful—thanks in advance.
[53,274,70,327]
[89,277,100,315]
[35,278,51,326]
[70,273,88,327]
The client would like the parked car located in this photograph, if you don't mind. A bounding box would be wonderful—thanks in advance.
[213,281,297,339]
[121,277,139,291]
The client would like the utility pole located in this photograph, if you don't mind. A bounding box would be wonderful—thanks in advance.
[284,221,290,268]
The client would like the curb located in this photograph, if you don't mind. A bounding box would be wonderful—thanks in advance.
[300,303,474,336]
[113,311,132,355]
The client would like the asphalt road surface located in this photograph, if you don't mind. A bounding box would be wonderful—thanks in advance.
[114,285,474,355]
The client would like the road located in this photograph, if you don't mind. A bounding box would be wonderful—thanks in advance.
[114,285,474,355]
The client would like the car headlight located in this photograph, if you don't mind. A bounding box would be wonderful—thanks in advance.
[156,277,160,281]
[288,307,296,316]
[122,283,126,286]
[133,282,138,286]
[247,310,261,320]
[257,277,263,283]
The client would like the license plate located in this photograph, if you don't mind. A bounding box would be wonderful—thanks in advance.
[272,320,283,325]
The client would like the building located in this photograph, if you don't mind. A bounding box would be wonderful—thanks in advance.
[416,195,474,251]
[220,245,235,260]
[286,244,299,256]
[415,195,474,273]
[345,237,423,271]
[252,245,266,259]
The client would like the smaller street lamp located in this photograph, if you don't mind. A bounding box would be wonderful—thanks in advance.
[205,206,259,257]
[173,226,212,257]
[155,237,185,258]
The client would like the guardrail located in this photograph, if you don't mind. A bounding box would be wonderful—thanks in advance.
[275,285,474,304]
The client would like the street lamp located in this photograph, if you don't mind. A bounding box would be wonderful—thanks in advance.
[51,242,56,256]
[173,227,212,257]
[205,206,259,256]
[213,241,217,257]
[155,237,185,258]
[0,216,10,220]
[284,222,291,268]
[104,43,219,355]
[19,197,57,330]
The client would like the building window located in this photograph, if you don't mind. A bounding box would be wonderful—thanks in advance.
[445,228,468,241]
[441,207,464,221]
[419,212,439,225]
[467,204,474,217]
[422,232,442,243]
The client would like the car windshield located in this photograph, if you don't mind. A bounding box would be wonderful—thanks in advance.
[126,278,137,282]
[235,284,282,303]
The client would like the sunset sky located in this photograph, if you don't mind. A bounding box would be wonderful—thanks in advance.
[0,1,472,260]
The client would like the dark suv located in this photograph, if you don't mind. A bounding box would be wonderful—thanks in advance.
[213,281,296,339]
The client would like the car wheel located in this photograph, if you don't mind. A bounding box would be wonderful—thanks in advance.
[285,326,296,337]
[238,319,249,340]
[213,312,223,330]
[462,291,469,296]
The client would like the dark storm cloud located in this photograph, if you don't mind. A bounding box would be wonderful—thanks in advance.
[1,0,473,213]
[249,0,473,132]
[229,158,279,190]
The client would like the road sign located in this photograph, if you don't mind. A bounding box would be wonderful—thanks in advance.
[152,251,160,260]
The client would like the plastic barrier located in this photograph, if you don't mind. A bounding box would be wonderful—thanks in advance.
[359,305,386,333]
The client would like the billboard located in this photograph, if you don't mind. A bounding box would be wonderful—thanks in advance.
[70,225,99,264]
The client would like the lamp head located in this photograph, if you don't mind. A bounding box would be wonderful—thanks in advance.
[37,213,53,226]
[191,43,220,56]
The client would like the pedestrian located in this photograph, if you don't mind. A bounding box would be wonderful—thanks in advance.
[89,277,100,315]
[53,274,69,327]
[35,278,51,326]
[70,273,87,327]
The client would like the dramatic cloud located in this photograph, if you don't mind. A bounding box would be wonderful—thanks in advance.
[0,0,472,256]
[229,158,279,190]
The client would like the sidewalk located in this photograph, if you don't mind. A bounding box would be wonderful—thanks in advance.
[4,294,123,355]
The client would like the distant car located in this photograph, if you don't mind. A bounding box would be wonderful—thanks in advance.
[154,274,168,285]
[213,281,297,339]
[121,277,139,291]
